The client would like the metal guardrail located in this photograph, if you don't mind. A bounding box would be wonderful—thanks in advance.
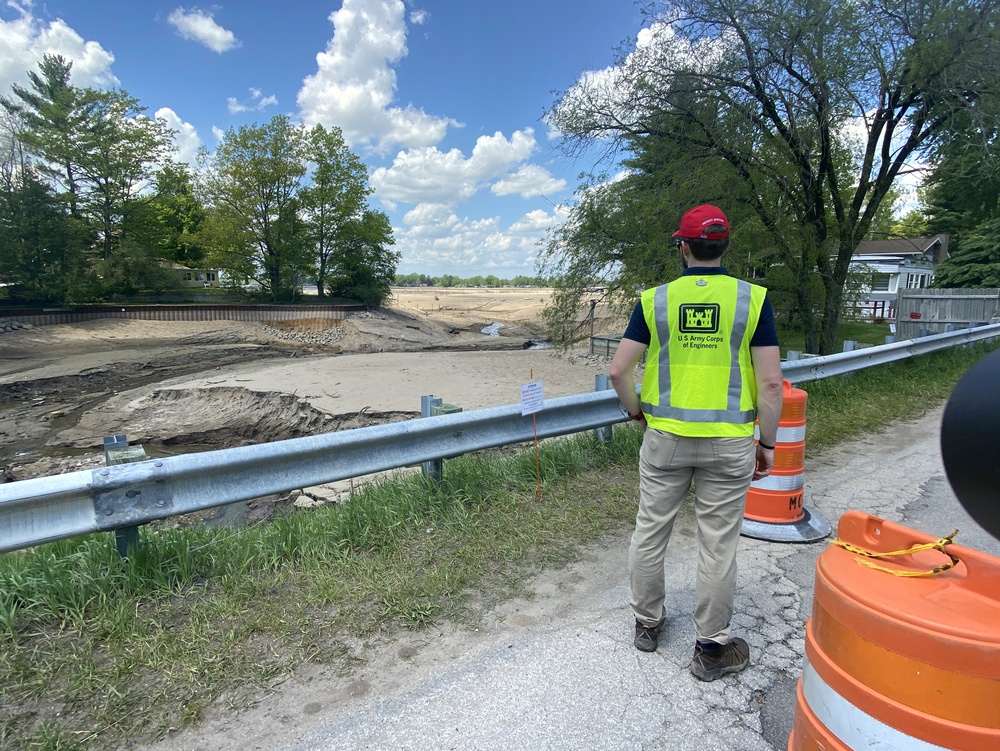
[0,391,626,553]
[781,324,1000,384]
[2,323,999,554]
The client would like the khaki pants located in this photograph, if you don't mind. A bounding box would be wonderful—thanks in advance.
[629,429,755,644]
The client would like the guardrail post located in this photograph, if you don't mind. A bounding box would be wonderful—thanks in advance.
[885,335,896,344]
[103,434,146,558]
[843,340,856,352]
[421,395,444,485]
[786,350,802,361]
[589,299,597,353]
[594,374,613,444]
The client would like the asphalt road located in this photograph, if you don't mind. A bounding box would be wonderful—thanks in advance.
[261,404,998,751]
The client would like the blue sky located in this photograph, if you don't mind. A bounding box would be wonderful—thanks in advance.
[0,0,648,278]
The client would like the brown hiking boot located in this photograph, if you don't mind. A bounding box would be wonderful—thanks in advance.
[633,618,664,652]
[689,637,750,681]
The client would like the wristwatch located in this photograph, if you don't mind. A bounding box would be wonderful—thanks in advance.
[629,412,644,422]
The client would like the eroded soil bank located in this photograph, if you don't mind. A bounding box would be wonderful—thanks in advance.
[0,292,619,492]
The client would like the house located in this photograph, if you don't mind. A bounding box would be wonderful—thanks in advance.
[170,264,223,288]
[846,234,950,320]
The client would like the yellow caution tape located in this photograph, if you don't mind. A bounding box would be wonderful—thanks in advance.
[829,529,960,577]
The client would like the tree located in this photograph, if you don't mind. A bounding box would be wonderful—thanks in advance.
[0,109,94,303]
[73,89,173,261]
[199,117,396,304]
[920,112,1000,289]
[547,0,1000,353]
[891,209,931,239]
[3,55,173,269]
[198,115,310,301]
[538,127,779,343]
[0,166,94,302]
[131,162,208,266]
[931,215,1000,287]
[0,54,89,218]
[299,124,370,298]
[324,209,398,306]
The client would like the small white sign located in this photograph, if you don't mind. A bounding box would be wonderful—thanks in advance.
[521,381,543,415]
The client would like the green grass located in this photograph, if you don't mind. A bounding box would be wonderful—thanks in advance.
[779,319,893,355]
[1,340,997,750]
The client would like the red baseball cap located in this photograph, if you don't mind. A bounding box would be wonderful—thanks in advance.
[672,204,730,240]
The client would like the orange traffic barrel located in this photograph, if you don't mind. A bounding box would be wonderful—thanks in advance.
[742,380,830,543]
[789,511,1000,750]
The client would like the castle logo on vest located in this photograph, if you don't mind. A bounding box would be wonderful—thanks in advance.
[679,304,720,334]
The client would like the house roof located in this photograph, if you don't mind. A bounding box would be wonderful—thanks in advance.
[853,234,950,264]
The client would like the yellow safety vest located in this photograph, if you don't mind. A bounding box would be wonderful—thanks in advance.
[639,274,766,437]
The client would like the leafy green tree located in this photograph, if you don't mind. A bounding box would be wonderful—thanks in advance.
[198,115,309,301]
[96,240,177,296]
[547,0,1000,353]
[0,54,89,218]
[924,120,1000,244]
[324,209,398,306]
[931,214,1000,287]
[0,166,93,302]
[299,124,371,298]
[3,55,173,275]
[919,111,1000,289]
[891,210,931,239]
[73,89,173,261]
[395,272,422,286]
[131,162,208,266]
[538,133,778,343]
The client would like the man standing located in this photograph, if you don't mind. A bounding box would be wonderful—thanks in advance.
[609,204,783,682]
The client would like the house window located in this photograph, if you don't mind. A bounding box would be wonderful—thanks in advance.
[905,274,927,289]
[207,272,216,282]
[872,273,891,292]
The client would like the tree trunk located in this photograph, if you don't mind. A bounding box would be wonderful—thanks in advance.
[819,282,841,355]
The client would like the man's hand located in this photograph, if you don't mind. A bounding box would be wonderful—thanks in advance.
[752,445,774,480]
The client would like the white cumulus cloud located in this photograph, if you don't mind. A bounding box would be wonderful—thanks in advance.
[392,206,566,276]
[0,6,117,94]
[168,7,240,53]
[296,0,458,152]
[508,208,564,235]
[156,107,202,165]
[492,165,567,199]
[370,129,538,205]
[227,87,278,114]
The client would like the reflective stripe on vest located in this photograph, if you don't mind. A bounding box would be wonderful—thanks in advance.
[640,277,758,426]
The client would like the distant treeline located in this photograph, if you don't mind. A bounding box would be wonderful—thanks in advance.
[394,273,552,288]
